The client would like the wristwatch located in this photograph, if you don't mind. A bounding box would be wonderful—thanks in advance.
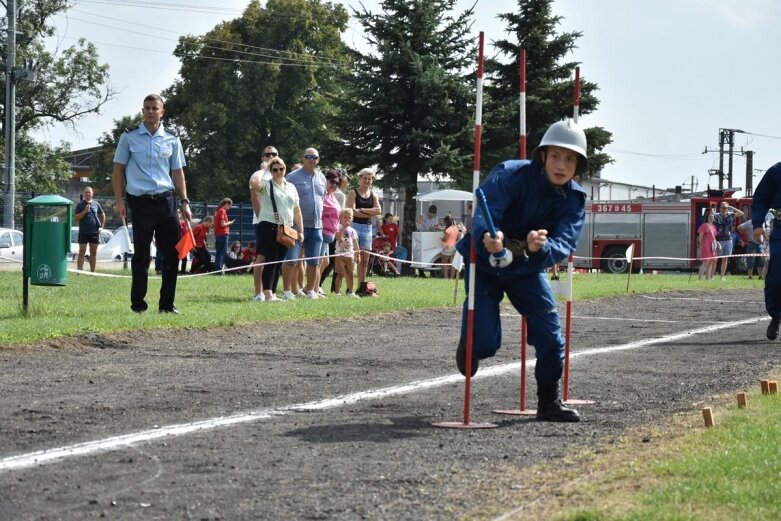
[180,198,190,205]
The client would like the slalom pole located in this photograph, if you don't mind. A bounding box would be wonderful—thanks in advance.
[496,48,535,416]
[562,254,594,406]
[433,31,496,430]
[573,66,580,123]
[519,49,527,159]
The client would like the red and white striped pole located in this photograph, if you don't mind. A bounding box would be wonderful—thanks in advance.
[494,49,535,417]
[573,66,580,123]
[433,31,496,430]
[519,49,527,159]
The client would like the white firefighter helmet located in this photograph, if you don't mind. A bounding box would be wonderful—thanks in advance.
[532,119,589,176]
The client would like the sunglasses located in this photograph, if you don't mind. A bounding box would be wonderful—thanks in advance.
[271,167,286,173]
[328,179,339,185]
[304,154,319,160]
[264,152,278,157]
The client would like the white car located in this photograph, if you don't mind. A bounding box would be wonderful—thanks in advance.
[0,227,24,263]
[69,227,114,261]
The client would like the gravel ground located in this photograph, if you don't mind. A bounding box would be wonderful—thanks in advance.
[0,288,777,520]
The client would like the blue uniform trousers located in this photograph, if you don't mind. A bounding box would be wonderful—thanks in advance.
[460,263,565,385]
[765,239,781,318]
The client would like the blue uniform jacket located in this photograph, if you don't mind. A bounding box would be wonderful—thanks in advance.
[752,162,781,235]
[456,159,587,277]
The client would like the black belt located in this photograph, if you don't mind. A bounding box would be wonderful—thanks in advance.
[127,191,173,200]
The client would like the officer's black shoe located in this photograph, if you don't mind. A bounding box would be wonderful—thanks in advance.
[455,339,479,377]
[536,382,580,422]
[767,316,780,340]
[159,306,180,315]
[131,301,148,314]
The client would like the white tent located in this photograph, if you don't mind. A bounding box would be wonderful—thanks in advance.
[414,189,472,202]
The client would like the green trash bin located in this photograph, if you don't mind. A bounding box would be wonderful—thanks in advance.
[23,194,73,286]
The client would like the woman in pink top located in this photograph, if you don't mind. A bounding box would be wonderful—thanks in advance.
[318,169,344,295]
[440,215,460,279]
[697,209,718,280]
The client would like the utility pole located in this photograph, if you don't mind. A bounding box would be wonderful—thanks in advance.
[3,0,17,229]
[745,150,754,196]
[718,129,725,190]
[3,0,38,230]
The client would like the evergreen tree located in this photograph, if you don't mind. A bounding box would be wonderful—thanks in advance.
[484,0,612,177]
[163,0,350,201]
[332,0,476,252]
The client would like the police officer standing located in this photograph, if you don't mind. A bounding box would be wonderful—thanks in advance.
[112,94,191,314]
[455,119,588,422]
[751,162,781,339]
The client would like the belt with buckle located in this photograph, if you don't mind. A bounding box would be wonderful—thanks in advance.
[128,191,173,200]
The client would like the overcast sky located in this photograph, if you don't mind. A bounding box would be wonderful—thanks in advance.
[37,0,781,195]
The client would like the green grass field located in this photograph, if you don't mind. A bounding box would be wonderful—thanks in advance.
[2,268,778,519]
[0,269,761,345]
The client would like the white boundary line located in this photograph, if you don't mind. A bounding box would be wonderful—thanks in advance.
[0,317,766,473]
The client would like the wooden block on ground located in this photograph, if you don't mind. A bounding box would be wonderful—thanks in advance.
[761,379,770,395]
[737,392,747,408]
[770,381,779,395]
[702,407,714,428]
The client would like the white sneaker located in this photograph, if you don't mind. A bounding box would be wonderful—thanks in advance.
[266,294,281,302]
[253,293,265,302]
[296,289,307,297]
[317,288,327,298]
[306,290,320,299]
[348,292,359,298]
[282,291,296,300]
[720,276,726,281]
[333,292,342,297]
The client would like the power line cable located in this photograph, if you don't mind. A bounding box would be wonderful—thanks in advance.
[64,9,350,66]
[608,147,708,161]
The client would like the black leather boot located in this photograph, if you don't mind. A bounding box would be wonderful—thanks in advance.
[536,381,580,422]
[455,339,479,377]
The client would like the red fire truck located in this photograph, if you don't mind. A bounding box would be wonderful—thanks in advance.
[572,190,754,273]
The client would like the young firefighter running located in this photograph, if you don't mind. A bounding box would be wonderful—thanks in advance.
[455,119,588,422]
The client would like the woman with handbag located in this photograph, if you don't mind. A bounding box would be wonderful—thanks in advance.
[249,156,303,301]
[697,209,718,280]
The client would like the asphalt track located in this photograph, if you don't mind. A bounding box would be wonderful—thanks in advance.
[0,288,776,520]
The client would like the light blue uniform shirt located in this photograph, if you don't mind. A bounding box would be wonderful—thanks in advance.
[113,123,186,196]
[286,167,326,228]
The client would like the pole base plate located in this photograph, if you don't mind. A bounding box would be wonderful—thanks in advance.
[432,421,498,429]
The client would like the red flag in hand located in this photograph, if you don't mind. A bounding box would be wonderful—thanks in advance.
[175,222,195,260]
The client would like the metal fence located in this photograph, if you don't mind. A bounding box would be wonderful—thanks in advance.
[1,193,258,248]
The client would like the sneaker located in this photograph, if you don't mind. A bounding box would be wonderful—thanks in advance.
[266,294,281,302]
[767,316,780,340]
[317,288,327,298]
[347,292,359,298]
[455,339,479,377]
[296,289,307,297]
[720,276,726,281]
[306,290,320,299]
[253,293,265,302]
[282,291,296,300]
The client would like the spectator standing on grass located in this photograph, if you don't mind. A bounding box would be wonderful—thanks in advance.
[714,201,744,281]
[697,209,718,280]
[213,198,234,273]
[333,208,360,297]
[738,215,767,280]
[455,119,588,423]
[347,168,382,295]
[191,216,214,273]
[251,156,303,302]
[112,93,190,314]
[318,169,344,295]
[249,146,278,298]
[750,162,781,340]
[440,215,459,280]
[74,186,106,273]
[284,148,326,299]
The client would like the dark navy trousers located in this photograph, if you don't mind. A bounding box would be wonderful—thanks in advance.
[460,263,565,385]
[127,195,180,311]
